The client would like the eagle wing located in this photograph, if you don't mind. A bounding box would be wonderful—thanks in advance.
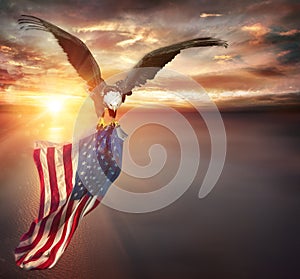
[121,37,228,95]
[18,15,106,116]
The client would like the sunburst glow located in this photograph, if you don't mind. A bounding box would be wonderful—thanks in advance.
[45,98,64,114]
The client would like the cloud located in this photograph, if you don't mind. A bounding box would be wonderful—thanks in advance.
[241,23,270,45]
[0,37,87,97]
[264,27,300,44]
[277,48,300,65]
[245,66,285,77]
[263,26,300,65]
[85,31,129,51]
[0,68,23,91]
[193,65,287,92]
[83,22,161,53]
[280,2,300,26]
[279,29,300,36]
[212,54,242,64]
[200,13,223,18]
[241,23,270,37]
[193,72,262,91]
[217,91,300,111]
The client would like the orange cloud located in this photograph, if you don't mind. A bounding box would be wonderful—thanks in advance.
[241,23,270,45]
[242,23,269,36]
[279,29,300,36]
[213,55,233,64]
[277,50,291,58]
[0,45,13,53]
[200,13,223,18]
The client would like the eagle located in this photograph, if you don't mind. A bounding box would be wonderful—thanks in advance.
[18,15,228,126]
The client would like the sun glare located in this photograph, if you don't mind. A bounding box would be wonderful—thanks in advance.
[46,98,64,114]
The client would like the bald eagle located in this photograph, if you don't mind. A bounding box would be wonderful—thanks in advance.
[18,15,228,125]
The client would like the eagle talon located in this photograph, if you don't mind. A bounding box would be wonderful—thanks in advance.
[96,116,119,129]
[111,120,119,127]
[96,117,106,130]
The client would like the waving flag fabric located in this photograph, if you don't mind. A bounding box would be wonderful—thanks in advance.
[14,124,126,270]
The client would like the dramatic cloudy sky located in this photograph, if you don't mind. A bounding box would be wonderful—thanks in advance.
[0,0,300,108]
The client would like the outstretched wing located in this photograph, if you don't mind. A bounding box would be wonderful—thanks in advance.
[121,37,228,94]
[18,15,105,91]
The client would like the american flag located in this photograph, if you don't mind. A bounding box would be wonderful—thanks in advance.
[14,124,126,270]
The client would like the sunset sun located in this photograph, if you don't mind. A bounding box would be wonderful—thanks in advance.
[46,98,64,114]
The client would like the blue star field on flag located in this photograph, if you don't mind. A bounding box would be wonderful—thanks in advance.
[71,124,127,200]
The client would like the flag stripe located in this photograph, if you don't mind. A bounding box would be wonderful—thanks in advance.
[40,146,51,218]
[46,147,60,213]
[33,148,45,222]
[17,148,46,246]
[19,222,36,243]
[63,144,73,196]
[55,145,68,206]
[83,197,101,216]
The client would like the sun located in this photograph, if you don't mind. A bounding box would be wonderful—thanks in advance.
[46,98,64,114]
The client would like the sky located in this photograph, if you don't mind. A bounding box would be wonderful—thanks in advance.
[0,0,300,109]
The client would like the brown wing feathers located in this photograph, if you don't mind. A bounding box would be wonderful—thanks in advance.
[18,15,104,91]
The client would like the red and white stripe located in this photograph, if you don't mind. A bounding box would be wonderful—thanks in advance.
[15,141,100,270]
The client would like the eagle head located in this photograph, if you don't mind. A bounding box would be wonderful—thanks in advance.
[103,86,122,112]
